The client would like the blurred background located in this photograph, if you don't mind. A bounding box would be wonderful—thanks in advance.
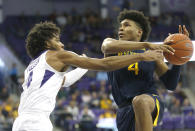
[0,0,195,131]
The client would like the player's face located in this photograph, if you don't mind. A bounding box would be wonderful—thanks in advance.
[118,19,142,41]
[47,35,64,51]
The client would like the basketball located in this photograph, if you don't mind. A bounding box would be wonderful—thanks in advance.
[163,33,194,65]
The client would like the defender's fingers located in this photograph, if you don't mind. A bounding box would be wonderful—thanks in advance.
[163,48,174,55]
[164,40,174,45]
[161,46,173,54]
[164,45,175,52]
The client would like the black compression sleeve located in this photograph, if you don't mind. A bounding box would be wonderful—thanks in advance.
[159,65,181,91]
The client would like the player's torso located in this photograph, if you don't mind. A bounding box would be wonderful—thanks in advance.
[18,51,65,116]
[115,49,155,82]
[108,50,157,103]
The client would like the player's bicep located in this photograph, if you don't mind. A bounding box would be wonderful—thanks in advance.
[55,50,83,65]
[155,60,169,77]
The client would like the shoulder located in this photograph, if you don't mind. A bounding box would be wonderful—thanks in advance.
[46,50,81,70]
[47,50,78,59]
[46,50,70,71]
[46,50,59,62]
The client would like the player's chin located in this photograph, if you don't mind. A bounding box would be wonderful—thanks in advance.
[59,48,64,51]
[119,36,127,40]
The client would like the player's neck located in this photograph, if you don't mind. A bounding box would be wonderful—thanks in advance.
[127,37,141,42]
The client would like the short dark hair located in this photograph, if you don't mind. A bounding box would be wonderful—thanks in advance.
[26,21,60,59]
[117,10,151,41]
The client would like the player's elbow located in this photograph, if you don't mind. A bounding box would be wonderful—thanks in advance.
[101,44,108,54]
[101,38,113,54]
[101,45,105,53]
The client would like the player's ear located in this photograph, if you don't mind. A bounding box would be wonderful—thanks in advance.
[137,29,143,38]
[45,40,51,49]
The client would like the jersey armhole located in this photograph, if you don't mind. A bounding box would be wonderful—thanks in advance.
[43,51,66,75]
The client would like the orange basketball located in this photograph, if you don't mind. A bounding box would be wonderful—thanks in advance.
[163,33,193,65]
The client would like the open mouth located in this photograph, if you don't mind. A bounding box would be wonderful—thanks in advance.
[118,33,124,38]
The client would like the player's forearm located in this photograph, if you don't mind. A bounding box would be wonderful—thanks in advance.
[159,65,181,91]
[155,60,169,77]
[101,40,149,54]
[100,54,144,71]
[70,54,144,71]
[57,50,145,71]
[63,68,88,87]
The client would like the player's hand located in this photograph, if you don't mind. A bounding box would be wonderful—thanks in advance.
[147,43,175,55]
[142,50,164,61]
[179,25,189,37]
[169,25,190,37]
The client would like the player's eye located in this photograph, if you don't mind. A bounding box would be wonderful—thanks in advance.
[124,23,130,27]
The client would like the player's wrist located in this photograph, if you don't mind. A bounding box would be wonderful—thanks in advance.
[138,53,145,61]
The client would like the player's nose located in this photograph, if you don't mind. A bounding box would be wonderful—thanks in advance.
[119,27,124,31]
[61,44,64,48]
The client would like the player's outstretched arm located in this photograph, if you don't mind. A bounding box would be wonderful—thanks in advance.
[101,38,175,55]
[47,50,163,72]
[158,25,189,91]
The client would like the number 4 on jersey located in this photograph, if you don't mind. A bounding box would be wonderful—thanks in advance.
[128,62,139,75]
